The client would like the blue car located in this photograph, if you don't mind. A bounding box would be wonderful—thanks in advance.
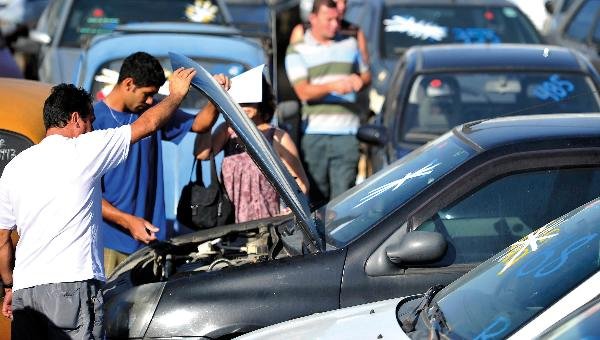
[74,22,267,235]
[28,0,233,84]
[358,44,600,173]
[344,0,542,112]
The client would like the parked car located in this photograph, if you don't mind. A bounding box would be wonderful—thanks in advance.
[101,53,600,339]
[238,197,600,339]
[358,43,600,173]
[343,0,543,111]
[25,0,233,84]
[0,77,51,340]
[542,0,578,36]
[74,22,267,235]
[544,0,600,72]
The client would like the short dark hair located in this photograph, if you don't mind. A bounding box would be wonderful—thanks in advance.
[312,0,336,14]
[258,74,276,123]
[117,52,166,88]
[43,84,92,129]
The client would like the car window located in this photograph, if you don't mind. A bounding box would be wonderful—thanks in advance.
[381,5,540,58]
[90,57,246,110]
[398,72,600,144]
[565,0,600,42]
[431,199,600,339]
[42,0,64,37]
[320,132,475,248]
[60,0,227,48]
[417,167,600,264]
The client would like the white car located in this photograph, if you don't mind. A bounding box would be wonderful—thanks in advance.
[238,198,600,339]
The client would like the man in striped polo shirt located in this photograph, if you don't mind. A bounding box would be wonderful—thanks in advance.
[285,0,370,207]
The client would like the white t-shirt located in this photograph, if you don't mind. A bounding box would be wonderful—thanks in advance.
[0,125,131,291]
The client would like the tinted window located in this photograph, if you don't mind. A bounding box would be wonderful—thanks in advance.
[398,72,600,144]
[60,0,227,47]
[565,1,600,42]
[320,133,475,248]
[431,200,600,339]
[90,57,247,110]
[418,168,600,264]
[381,5,540,58]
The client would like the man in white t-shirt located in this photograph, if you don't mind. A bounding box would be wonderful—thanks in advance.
[0,67,198,339]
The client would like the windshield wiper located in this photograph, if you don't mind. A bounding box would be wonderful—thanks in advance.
[400,284,444,333]
[426,300,450,339]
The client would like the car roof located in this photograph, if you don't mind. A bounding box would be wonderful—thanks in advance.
[384,0,516,6]
[406,44,589,73]
[458,113,600,151]
[0,78,50,144]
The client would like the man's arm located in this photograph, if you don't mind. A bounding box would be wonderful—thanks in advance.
[357,29,372,87]
[292,78,356,102]
[0,229,14,319]
[190,74,231,133]
[130,67,196,143]
[101,199,158,244]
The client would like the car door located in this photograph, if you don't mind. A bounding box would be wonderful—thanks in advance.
[340,147,600,307]
[557,0,600,71]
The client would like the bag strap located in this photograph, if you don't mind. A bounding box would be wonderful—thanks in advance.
[209,152,219,185]
[188,158,205,186]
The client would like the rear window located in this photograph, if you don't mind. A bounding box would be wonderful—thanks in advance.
[61,0,227,47]
[0,131,33,176]
[398,72,600,144]
[382,5,541,58]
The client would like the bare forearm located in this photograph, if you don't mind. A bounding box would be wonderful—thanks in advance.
[0,230,14,285]
[130,94,184,143]
[191,102,219,133]
[102,199,132,231]
[293,82,335,102]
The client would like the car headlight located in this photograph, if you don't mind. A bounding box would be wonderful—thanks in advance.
[104,281,166,338]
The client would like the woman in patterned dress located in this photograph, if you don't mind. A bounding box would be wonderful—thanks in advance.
[195,74,309,223]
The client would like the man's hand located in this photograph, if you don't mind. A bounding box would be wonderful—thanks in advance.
[169,67,197,100]
[330,78,355,94]
[126,215,159,244]
[349,74,364,92]
[2,288,12,319]
[213,73,231,91]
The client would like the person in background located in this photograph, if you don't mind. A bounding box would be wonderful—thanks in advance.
[285,0,370,207]
[289,0,370,67]
[94,51,230,277]
[0,68,195,338]
[195,73,309,223]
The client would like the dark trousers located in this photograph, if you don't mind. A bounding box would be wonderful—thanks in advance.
[301,134,360,207]
[12,280,104,340]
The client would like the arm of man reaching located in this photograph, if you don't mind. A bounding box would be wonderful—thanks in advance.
[102,67,196,244]
[0,229,14,319]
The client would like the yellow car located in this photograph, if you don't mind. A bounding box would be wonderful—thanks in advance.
[0,77,51,340]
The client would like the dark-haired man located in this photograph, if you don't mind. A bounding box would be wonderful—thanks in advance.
[0,67,195,338]
[94,52,229,275]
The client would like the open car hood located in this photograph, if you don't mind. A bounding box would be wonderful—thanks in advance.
[169,52,323,253]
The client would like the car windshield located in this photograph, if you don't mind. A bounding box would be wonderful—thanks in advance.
[399,72,600,144]
[431,199,600,339]
[381,5,541,58]
[317,132,475,248]
[90,57,246,109]
[61,0,227,47]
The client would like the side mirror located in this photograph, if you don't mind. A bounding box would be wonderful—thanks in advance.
[386,231,447,266]
[29,30,51,45]
[357,124,388,146]
[544,0,555,14]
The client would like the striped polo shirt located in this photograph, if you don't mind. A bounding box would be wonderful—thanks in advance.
[285,29,369,135]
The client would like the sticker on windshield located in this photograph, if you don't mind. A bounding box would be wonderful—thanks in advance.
[354,162,440,208]
[79,12,119,36]
[185,0,219,23]
[533,74,575,102]
[383,16,447,41]
[495,222,561,275]
[452,28,501,43]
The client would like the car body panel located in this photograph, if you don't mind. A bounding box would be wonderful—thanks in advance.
[237,297,409,340]
[102,57,600,338]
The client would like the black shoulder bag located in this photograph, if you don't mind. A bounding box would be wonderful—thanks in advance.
[177,153,235,230]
